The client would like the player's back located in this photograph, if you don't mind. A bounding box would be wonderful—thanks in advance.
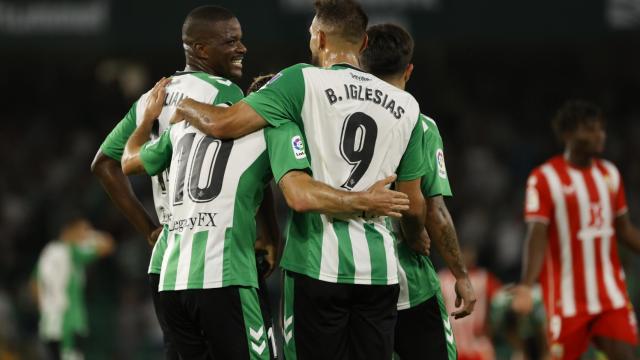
[299,64,420,191]
[134,71,244,224]
[246,63,424,286]
[524,155,630,317]
[141,74,274,293]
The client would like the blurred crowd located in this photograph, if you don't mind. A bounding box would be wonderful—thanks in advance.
[2,38,640,359]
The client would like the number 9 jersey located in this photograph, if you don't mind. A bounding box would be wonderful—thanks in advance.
[243,63,425,285]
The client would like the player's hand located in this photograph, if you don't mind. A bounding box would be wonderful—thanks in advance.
[406,229,430,256]
[169,98,192,125]
[255,241,276,279]
[452,276,476,319]
[143,77,171,124]
[364,175,410,218]
[147,226,163,247]
[510,284,534,315]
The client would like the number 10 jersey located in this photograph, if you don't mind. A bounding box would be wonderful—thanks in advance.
[139,76,311,292]
[244,63,425,285]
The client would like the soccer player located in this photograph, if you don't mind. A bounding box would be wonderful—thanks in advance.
[33,217,114,360]
[360,23,475,360]
[122,69,411,360]
[512,100,640,359]
[162,1,430,358]
[90,6,249,359]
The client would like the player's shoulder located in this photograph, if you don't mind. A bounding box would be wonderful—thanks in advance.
[279,63,315,76]
[527,155,564,185]
[595,157,620,174]
[419,113,440,134]
[183,72,243,94]
[595,157,622,188]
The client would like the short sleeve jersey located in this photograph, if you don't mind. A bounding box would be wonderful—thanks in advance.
[36,240,99,343]
[397,114,453,309]
[139,119,310,291]
[523,156,630,317]
[99,71,244,274]
[243,63,424,285]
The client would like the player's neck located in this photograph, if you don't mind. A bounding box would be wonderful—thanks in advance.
[184,62,216,76]
[564,149,593,168]
[378,75,406,90]
[321,49,361,69]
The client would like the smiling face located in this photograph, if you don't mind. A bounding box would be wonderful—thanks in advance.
[203,17,247,79]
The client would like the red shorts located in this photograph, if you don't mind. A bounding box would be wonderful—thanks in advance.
[547,306,638,359]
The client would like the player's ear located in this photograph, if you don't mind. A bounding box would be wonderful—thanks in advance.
[359,33,369,53]
[403,63,414,83]
[318,30,327,50]
[193,42,208,59]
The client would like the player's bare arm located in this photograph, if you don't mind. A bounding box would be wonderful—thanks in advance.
[254,185,280,279]
[511,221,548,314]
[91,151,162,246]
[426,195,476,319]
[171,98,267,139]
[396,179,430,255]
[91,77,170,246]
[121,78,170,175]
[615,213,640,253]
[278,172,410,218]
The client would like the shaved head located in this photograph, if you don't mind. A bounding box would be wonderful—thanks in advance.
[182,5,236,44]
[180,5,246,79]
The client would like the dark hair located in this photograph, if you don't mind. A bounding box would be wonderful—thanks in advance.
[182,5,236,42]
[246,74,275,94]
[552,100,605,141]
[361,23,414,77]
[314,0,368,44]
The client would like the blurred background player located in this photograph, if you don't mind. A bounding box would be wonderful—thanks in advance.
[360,23,475,360]
[439,246,501,360]
[513,100,640,359]
[90,5,249,359]
[32,217,114,360]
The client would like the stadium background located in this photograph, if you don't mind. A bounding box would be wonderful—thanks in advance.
[2,0,640,358]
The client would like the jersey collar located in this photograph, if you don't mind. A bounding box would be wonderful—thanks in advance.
[331,63,365,72]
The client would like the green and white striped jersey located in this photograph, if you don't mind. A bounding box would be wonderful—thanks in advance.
[100,71,244,274]
[35,240,98,343]
[244,63,425,285]
[140,115,310,291]
[397,114,452,309]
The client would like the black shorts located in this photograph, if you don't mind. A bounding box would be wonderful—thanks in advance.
[281,270,399,360]
[160,286,276,360]
[394,292,457,360]
[149,273,180,360]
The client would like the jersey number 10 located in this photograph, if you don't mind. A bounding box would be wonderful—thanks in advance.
[172,133,234,205]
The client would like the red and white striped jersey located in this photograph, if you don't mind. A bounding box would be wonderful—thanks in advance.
[524,155,630,318]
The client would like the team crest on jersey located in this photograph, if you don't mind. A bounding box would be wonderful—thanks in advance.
[436,149,447,179]
[291,136,306,159]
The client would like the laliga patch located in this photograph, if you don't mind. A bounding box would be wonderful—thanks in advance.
[291,135,306,159]
[435,149,447,179]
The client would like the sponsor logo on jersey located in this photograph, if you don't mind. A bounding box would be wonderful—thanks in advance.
[436,149,447,179]
[291,136,306,159]
[168,212,218,231]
